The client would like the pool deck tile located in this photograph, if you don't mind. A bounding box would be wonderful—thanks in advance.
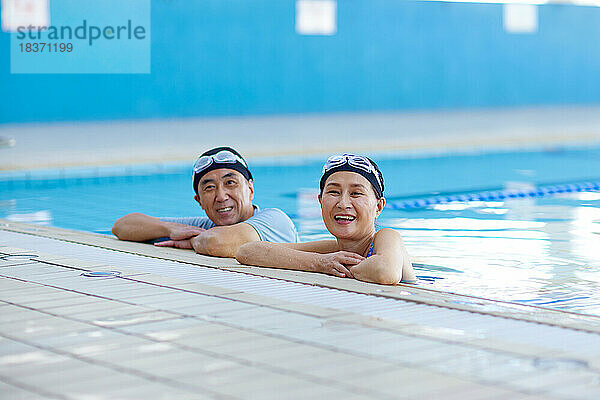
[549,383,600,400]
[2,224,600,399]
[0,259,39,268]
[0,379,51,399]
[95,382,215,400]
[435,384,528,400]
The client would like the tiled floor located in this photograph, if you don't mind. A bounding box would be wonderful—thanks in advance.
[2,225,600,399]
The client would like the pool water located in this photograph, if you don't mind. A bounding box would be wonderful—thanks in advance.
[2,145,600,315]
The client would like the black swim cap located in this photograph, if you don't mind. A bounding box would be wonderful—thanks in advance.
[192,147,253,195]
[319,154,384,198]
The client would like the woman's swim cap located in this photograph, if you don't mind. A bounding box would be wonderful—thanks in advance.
[320,153,384,198]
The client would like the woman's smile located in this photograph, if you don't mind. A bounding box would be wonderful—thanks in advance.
[334,213,356,224]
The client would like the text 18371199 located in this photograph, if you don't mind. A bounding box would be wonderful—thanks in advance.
[19,42,73,52]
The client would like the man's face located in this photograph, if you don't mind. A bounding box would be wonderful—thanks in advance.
[194,169,255,226]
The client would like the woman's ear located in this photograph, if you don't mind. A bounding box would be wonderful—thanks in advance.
[375,197,386,218]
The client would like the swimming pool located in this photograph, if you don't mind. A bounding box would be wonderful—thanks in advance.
[2,145,600,315]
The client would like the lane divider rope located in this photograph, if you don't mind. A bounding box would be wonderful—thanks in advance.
[387,181,600,210]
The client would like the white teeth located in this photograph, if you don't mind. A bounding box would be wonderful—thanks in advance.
[217,207,233,212]
[335,215,355,221]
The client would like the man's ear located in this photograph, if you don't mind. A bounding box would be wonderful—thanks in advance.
[318,194,322,206]
[247,179,255,200]
[194,194,202,207]
[375,197,385,218]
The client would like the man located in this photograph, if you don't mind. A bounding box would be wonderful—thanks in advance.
[112,146,298,257]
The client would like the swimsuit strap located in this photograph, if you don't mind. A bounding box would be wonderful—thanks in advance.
[366,241,374,257]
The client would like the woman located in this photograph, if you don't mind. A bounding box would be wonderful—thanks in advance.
[236,154,416,285]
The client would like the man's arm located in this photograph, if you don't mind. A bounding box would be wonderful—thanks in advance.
[155,222,261,258]
[190,223,260,257]
[112,213,205,242]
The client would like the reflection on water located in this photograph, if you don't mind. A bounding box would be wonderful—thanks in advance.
[5,210,52,225]
[412,263,463,274]
[298,191,600,316]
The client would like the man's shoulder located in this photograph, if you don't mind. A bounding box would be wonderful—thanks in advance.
[243,207,298,243]
[247,207,295,227]
[253,207,290,219]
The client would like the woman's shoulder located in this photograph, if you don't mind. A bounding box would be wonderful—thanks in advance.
[373,228,406,255]
[373,228,416,283]
[374,228,403,241]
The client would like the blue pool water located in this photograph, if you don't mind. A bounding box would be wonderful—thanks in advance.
[2,145,600,315]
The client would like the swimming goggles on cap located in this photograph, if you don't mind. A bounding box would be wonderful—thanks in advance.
[193,150,248,174]
[322,153,382,189]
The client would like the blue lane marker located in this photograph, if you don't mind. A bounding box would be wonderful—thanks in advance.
[387,181,600,210]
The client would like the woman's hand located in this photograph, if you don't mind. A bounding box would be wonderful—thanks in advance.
[315,251,365,278]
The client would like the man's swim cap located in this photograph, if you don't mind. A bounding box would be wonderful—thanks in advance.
[192,147,253,194]
[320,153,384,198]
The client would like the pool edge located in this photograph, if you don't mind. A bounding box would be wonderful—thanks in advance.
[2,218,599,334]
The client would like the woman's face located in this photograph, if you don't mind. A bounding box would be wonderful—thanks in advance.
[319,171,385,241]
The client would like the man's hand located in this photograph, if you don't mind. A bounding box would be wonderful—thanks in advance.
[153,232,209,254]
[168,226,205,240]
[154,238,194,249]
[154,223,260,258]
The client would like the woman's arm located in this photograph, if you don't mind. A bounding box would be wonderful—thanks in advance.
[350,229,416,285]
[236,241,364,278]
[284,240,339,254]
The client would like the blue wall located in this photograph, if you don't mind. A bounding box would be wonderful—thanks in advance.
[1,0,599,124]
